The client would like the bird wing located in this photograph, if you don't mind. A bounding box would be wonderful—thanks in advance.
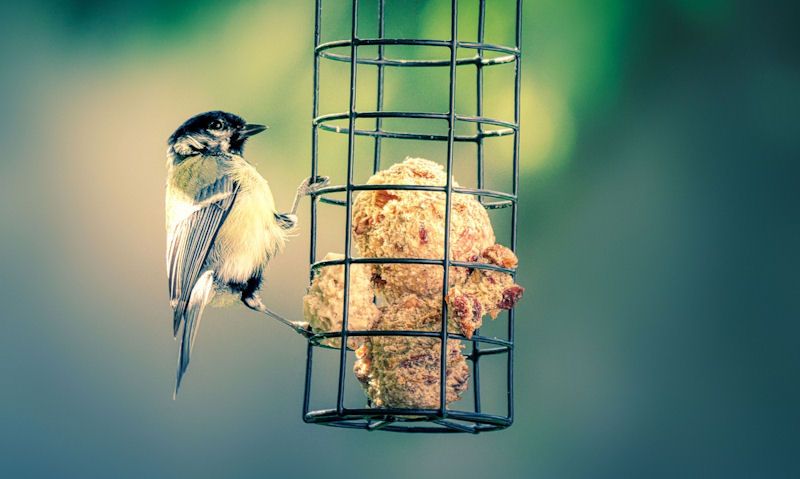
[167,175,239,335]
[175,270,215,396]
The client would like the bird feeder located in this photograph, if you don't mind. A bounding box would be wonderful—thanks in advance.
[302,0,522,433]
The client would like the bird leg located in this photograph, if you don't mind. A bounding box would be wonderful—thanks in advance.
[242,295,312,337]
[275,176,331,230]
[291,175,330,215]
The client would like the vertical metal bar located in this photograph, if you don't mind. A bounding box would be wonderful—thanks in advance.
[476,0,486,197]
[507,0,523,424]
[472,0,487,414]
[440,0,459,418]
[337,0,359,415]
[310,0,322,274]
[373,0,386,174]
[305,0,323,422]
[302,341,314,418]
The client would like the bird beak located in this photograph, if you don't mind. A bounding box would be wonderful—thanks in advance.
[239,123,268,138]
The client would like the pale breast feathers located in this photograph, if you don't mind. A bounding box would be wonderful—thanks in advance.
[210,162,288,283]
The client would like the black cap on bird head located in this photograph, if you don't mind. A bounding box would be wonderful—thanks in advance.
[167,110,268,161]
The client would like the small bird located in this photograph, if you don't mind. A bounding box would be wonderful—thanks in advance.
[165,110,327,395]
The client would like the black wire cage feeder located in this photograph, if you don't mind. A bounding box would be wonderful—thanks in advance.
[303,0,522,433]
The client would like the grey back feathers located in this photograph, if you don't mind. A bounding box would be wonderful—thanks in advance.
[167,176,238,331]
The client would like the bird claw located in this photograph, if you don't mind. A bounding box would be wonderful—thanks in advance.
[286,176,331,219]
[297,175,330,196]
[292,321,313,337]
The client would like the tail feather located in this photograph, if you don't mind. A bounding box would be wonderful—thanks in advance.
[174,270,215,398]
[173,306,184,337]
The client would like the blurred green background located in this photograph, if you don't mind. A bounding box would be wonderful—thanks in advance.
[1,0,798,477]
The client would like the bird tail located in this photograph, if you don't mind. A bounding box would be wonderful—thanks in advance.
[174,270,215,398]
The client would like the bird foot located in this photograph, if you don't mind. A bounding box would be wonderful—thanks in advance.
[297,175,330,196]
[284,176,331,220]
[292,321,313,337]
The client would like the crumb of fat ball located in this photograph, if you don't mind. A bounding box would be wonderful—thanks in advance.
[446,244,525,338]
[302,252,380,348]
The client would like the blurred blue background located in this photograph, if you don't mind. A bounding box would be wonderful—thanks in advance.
[1,0,798,477]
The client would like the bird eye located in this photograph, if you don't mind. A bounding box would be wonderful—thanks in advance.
[208,120,224,130]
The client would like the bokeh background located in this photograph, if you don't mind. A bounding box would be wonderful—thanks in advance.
[1,0,798,477]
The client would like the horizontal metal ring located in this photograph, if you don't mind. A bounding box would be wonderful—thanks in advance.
[308,330,513,348]
[319,51,516,67]
[310,256,516,275]
[317,38,520,60]
[306,420,506,433]
[316,124,503,142]
[314,111,516,142]
[319,196,512,209]
[304,408,512,432]
[312,183,516,209]
[314,111,518,131]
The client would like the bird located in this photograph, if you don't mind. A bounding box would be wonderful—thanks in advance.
[165,110,328,396]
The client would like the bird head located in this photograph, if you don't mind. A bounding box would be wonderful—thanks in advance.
[167,111,267,161]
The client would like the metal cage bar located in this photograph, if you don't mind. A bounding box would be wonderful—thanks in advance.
[472,0,487,414]
[438,0,460,419]
[509,0,523,425]
[303,0,324,419]
[303,0,522,434]
[373,0,386,173]
[335,0,360,416]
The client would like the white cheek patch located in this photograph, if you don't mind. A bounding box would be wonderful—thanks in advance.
[172,134,206,156]
[173,132,231,156]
